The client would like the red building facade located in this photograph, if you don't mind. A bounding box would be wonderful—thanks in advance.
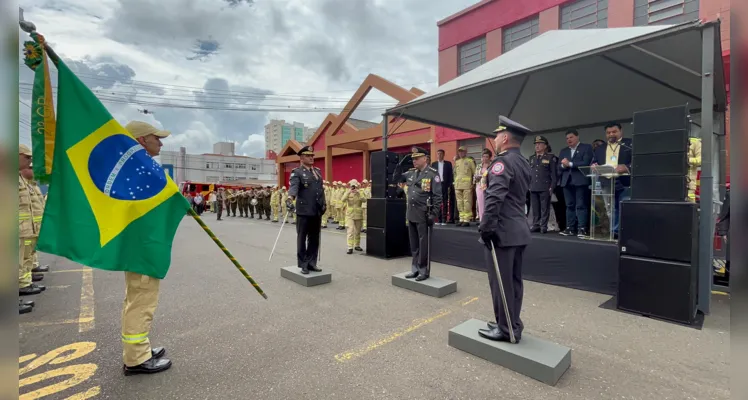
[436,0,731,168]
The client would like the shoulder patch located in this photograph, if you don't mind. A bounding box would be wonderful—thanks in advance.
[434,175,441,183]
[491,162,505,175]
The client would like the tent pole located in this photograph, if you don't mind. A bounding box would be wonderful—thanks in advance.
[382,114,388,152]
[697,24,715,314]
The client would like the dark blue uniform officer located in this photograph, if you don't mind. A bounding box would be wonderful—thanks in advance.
[288,145,326,274]
[528,136,557,233]
[478,116,532,343]
[403,146,442,281]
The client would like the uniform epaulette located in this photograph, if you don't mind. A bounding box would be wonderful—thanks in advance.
[428,166,437,172]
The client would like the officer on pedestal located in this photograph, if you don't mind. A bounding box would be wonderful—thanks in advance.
[287,145,326,274]
[404,146,442,281]
[478,116,532,343]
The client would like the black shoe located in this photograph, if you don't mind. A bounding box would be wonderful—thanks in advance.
[361,229,366,233]
[20,299,35,307]
[337,226,344,230]
[347,249,353,254]
[530,226,541,233]
[540,228,548,234]
[321,225,327,228]
[577,229,588,238]
[19,304,32,314]
[32,283,46,292]
[32,265,49,273]
[32,273,44,282]
[405,272,418,279]
[415,274,429,281]
[487,321,497,330]
[19,286,42,296]
[559,228,576,236]
[152,347,166,359]
[478,328,518,343]
[308,265,322,272]
[354,246,363,251]
[123,357,172,376]
[300,268,310,275]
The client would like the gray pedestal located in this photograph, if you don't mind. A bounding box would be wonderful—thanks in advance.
[391,272,457,298]
[281,266,331,287]
[448,319,571,386]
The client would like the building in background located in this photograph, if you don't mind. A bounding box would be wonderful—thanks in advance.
[264,119,316,155]
[160,144,277,184]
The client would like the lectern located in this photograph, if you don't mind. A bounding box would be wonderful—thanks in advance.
[579,165,629,242]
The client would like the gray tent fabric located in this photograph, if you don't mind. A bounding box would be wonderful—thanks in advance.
[386,20,726,136]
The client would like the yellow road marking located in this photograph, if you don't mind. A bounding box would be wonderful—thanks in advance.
[19,364,97,400]
[78,269,95,333]
[335,308,452,363]
[712,290,729,296]
[335,296,480,363]
[65,386,101,399]
[19,354,37,364]
[21,318,94,328]
[49,269,89,274]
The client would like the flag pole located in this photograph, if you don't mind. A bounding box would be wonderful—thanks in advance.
[187,208,268,299]
[19,8,60,66]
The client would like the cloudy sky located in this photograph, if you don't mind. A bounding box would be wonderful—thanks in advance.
[18,0,476,157]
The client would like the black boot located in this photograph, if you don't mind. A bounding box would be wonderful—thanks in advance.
[123,357,172,376]
[19,303,32,314]
[405,271,418,279]
[354,246,363,251]
[19,286,42,296]
[347,249,353,254]
[32,265,49,273]
[415,274,429,281]
[308,265,322,272]
[32,273,44,282]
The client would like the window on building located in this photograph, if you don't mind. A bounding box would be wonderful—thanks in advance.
[236,164,246,169]
[458,36,487,75]
[458,138,488,162]
[250,165,258,171]
[206,176,220,182]
[560,0,608,29]
[502,17,540,53]
[634,0,699,26]
[225,163,233,169]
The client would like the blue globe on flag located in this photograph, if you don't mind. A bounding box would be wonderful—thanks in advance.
[88,134,167,201]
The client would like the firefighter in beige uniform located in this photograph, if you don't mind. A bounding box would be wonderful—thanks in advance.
[454,146,476,226]
[332,181,343,229]
[321,181,330,228]
[361,179,371,232]
[18,145,46,315]
[687,137,702,202]
[121,121,172,376]
[341,179,365,253]
[270,186,280,222]
[280,187,290,222]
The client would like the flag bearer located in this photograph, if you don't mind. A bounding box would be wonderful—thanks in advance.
[121,121,172,375]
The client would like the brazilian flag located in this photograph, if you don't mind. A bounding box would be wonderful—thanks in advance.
[37,59,190,279]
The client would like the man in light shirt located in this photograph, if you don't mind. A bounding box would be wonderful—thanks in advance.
[431,149,454,225]
[592,122,632,239]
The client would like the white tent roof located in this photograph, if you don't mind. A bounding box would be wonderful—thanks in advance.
[387,20,726,136]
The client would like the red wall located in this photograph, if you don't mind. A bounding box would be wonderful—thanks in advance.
[438,0,573,51]
[435,126,480,143]
[331,153,363,183]
[282,161,300,188]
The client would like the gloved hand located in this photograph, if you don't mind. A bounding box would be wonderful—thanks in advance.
[321,204,327,215]
[286,199,295,212]
[479,228,497,249]
[428,213,437,226]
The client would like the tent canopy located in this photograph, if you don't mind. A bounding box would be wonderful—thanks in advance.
[386,20,726,136]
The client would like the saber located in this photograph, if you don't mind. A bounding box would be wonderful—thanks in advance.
[269,207,290,261]
[488,239,516,344]
[188,208,267,299]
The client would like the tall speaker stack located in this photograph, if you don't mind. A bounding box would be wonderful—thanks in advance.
[618,105,699,325]
[366,151,410,259]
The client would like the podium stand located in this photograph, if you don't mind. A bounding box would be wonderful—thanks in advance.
[579,165,629,242]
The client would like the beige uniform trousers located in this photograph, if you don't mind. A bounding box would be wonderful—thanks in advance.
[122,272,161,367]
[346,218,363,249]
[455,188,474,222]
[321,205,329,227]
[19,237,37,288]
[271,203,279,222]
[337,207,346,228]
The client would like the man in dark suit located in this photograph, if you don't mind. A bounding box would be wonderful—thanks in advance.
[592,122,632,239]
[558,129,594,237]
[432,149,455,225]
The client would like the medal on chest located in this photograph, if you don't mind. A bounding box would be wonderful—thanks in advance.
[421,178,431,192]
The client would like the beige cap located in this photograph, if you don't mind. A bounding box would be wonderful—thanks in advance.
[362,179,369,184]
[125,121,171,139]
[348,179,359,187]
[19,144,32,156]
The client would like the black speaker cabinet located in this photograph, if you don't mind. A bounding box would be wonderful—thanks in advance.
[631,152,688,177]
[632,129,689,155]
[630,176,688,201]
[371,151,409,199]
[366,226,409,259]
[617,255,697,325]
[633,104,689,134]
[619,201,698,263]
[367,198,405,230]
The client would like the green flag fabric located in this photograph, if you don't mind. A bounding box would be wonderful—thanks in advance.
[37,59,190,279]
[23,33,57,183]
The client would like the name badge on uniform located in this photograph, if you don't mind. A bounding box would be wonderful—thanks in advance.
[611,156,617,162]
[542,159,550,164]
[422,178,431,192]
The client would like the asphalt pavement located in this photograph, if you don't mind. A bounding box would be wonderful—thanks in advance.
[19,213,731,400]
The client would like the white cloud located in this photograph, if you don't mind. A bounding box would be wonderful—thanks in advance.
[18,0,476,155]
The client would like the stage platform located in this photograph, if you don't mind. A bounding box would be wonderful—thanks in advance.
[431,224,618,295]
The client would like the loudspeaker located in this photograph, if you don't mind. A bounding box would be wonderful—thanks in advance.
[631,152,688,177]
[630,176,688,201]
[632,129,689,155]
[366,198,409,259]
[633,104,689,134]
[619,201,698,263]
[370,151,407,199]
[367,198,406,230]
[617,255,697,325]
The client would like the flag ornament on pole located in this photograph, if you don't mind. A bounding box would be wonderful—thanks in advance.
[23,32,56,183]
